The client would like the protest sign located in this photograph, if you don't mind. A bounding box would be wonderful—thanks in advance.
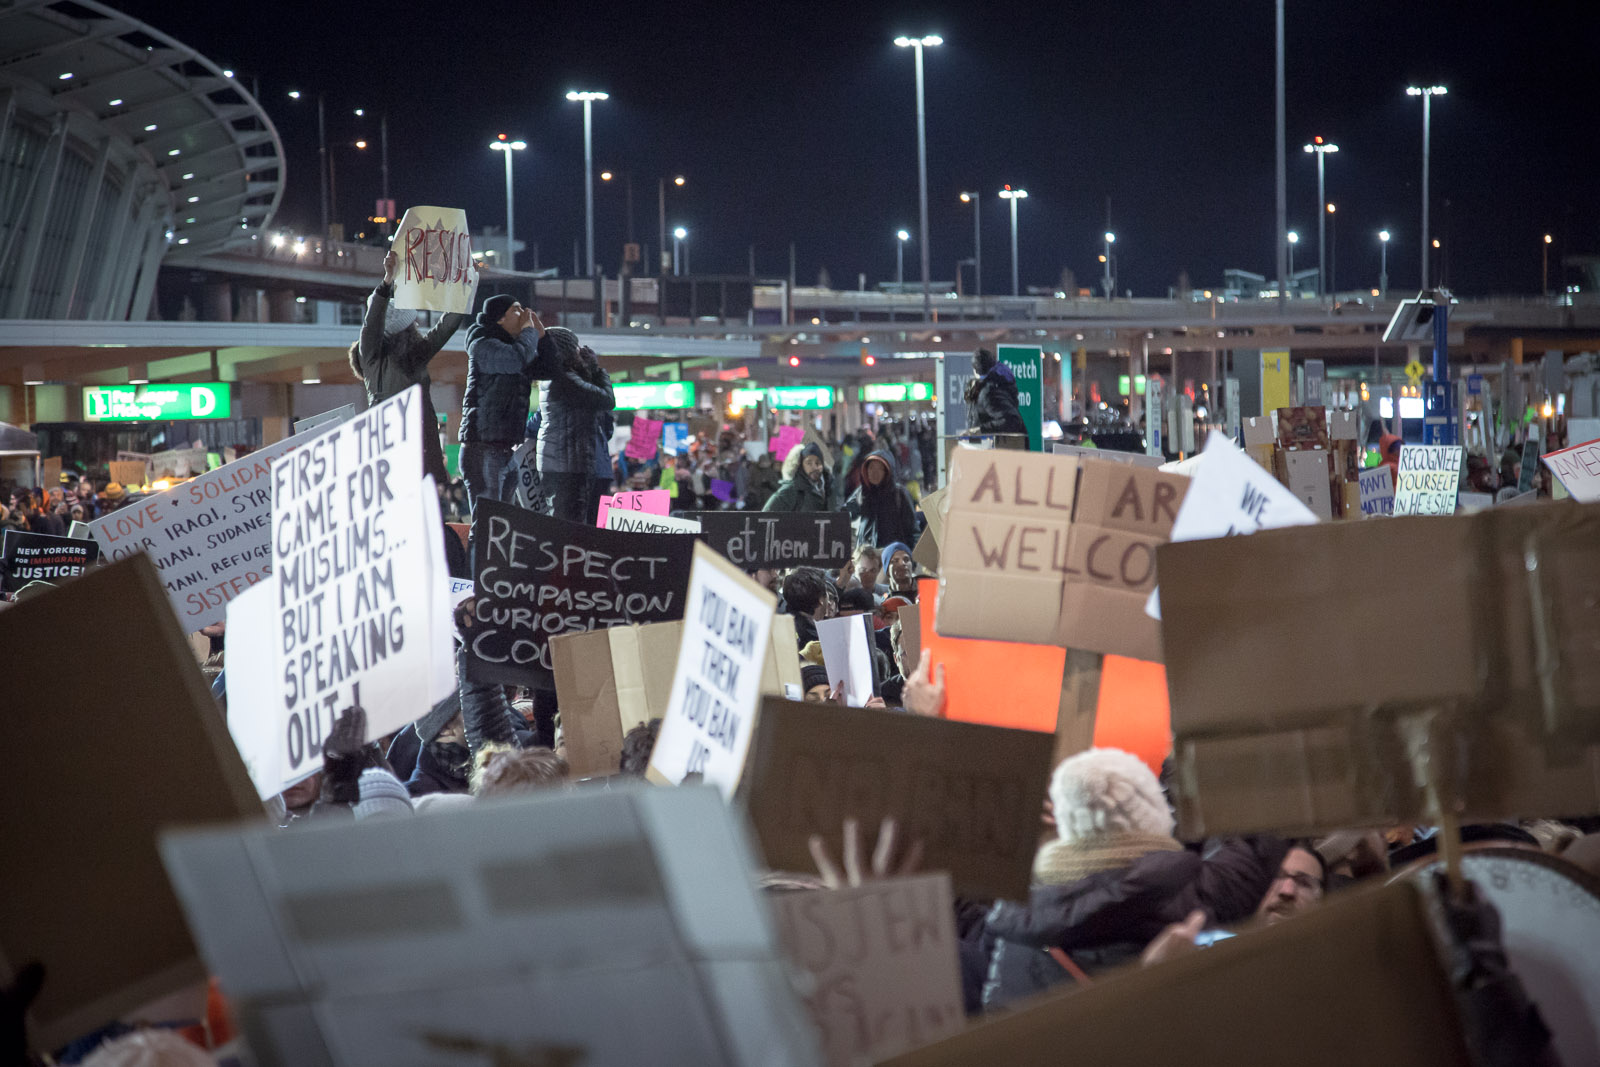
[816,612,876,706]
[772,874,964,1067]
[159,785,824,1067]
[605,509,702,535]
[468,497,696,686]
[1279,448,1334,521]
[913,579,1065,733]
[937,449,1187,662]
[108,459,147,486]
[625,416,664,460]
[1542,435,1600,502]
[881,882,1471,1067]
[1392,444,1463,516]
[1092,655,1171,777]
[685,510,853,571]
[89,425,328,630]
[596,487,670,526]
[739,698,1055,900]
[1,529,98,593]
[294,403,358,435]
[41,455,60,486]
[390,205,480,314]
[1158,502,1600,837]
[663,421,691,455]
[743,441,768,461]
[1146,432,1317,619]
[770,425,805,462]
[223,577,291,799]
[1358,464,1395,517]
[710,477,736,503]
[270,385,454,773]
[555,614,799,778]
[648,544,778,797]
[0,554,259,1051]
[67,519,91,539]
[1049,442,1164,467]
[147,446,209,480]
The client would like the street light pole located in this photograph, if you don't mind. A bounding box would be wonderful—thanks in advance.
[673,227,686,276]
[1326,203,1336,297]
[1302,137,1338,298]
[1407,85,1446,290]
[959,192,981,301]
[566,91,609,277]
[1379,230,1390,298]
[657,175,684,276]
[998,186,1026,296]
[896,229,909,286]
[1274,0,1287,311]
[489,136,525,270]
[1287,231,1299,286]
[895,34,942,321]
[1543,233,1553,296]
[1103,231,1116,298]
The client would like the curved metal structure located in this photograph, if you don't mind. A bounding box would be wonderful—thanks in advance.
[0,0,284,319]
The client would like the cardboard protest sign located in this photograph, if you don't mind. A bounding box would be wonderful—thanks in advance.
[937,449,1187,662]
[913,579,1066,733]
[663,421,691,455]
[1358,464,1395,517]
[625,416,664,460]
[1049,442,1164,467]
[554,614,800,778]
[390,205,480,314]
[159,785,824,1067]
[89,425,326,630]
[1,529,98,593]
[1146,432,1317,619]
[41,455,61,486]
[269,386,454,772]
[1158,502,1600,837]
[596,487,670,527]
[1393,444,1463,516]
[738,698,1055,900]
[880,882,1471,1067]
[147,446,209,480]
[1542,436,1600,502]
[1278,448,1334,521]
[294,403,358,435]
[468,497,696,686]
[770,425,805,462]
[0,554,260,1051]
[771,874,964,1067]
[816,612,875,706]
[685,511,853,571]
[605,509,702,535]
[648,544,778,796]
[108,459,147,486]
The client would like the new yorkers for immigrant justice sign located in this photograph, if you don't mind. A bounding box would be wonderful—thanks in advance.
[683,511,853,570]
[467,498,697,686]
[1,530,98,593]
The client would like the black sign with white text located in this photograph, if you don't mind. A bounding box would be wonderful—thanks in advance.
[2,530,99,593]
[682,511,853,571]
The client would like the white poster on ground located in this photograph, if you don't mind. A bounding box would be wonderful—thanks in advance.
[269,385,452,779]
[816,613,876,706]
[391,206,480,314]
[1393,445,1464,516]
[1146,431,1319,620]
[648,543,777,798]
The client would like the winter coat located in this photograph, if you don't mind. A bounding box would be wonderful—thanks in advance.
[966,362,1029,438]
[352,285,463,481]
[746,459,783,509]
[593,412,616,481]
[537,360,615,475]
[845,450,919,549]
[764,444,835,512]
[460,319,544,445]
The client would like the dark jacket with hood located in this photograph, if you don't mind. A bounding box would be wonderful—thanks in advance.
[763,443,834,512]
[536,329,616,475]
[845,450,919,549]
[352,285,463,482]
[966,358,1029,439]
[460,315,545,445]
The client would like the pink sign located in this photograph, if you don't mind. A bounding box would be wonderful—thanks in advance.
[625,417,664,461]
[595,488,671,527]
[769,426,805,462]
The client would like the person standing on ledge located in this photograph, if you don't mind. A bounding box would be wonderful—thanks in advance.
[349,250,465,484]
[535,328,615,524]
[460,293,544,512]
[964,346,1028,443]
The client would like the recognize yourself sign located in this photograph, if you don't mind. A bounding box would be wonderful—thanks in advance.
[468,497,696,686]
[1,530,98,593]
[391,206,480,314]
[1393,445,1464,516]
[685,511,853,571]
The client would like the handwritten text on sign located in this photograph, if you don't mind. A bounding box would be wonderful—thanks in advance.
[1358,464,1396,517]
[391,206,480,314]
[1541,436,1600,503]
[1393,445,1463,516]
[685,511,853,570]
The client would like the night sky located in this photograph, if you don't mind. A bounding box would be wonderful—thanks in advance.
[118,0,1600,299]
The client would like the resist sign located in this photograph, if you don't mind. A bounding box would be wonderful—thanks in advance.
[391,206,479,314]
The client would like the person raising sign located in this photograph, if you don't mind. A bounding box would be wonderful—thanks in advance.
[534,328,615,524]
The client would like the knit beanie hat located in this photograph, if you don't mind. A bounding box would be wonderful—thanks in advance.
[800,663,830,692]
[81,1030,216,1067]
[480,293,516,324]
[1049,747,1174,842]
[353,768,413,820]
[538,326,581,366]
[369,289,418,336]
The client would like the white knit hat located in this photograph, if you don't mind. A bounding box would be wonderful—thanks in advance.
[352,768,414,820]
[81,1031,216,1067]
[1049,747,1174,843]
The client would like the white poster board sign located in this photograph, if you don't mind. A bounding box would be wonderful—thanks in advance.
[1358,464,1395,517]
[269,385,452,778]
[146,447,209,480]
[1541,436,1600,503]
[1393,445,1463,516]
[89,423,340,630]
[816,613,876,706]
[391,206,480,314]
[1147,432,1318,619]
[605,510,703,535]
[771,873,965,1067]
[224,578,295,799]
[647,543,777,798]
[295,404,359,435]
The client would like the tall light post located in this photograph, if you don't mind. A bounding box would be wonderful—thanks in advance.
[489,135,526,270]
[1302,137,1338,298]
[1406,85,1447,290]
[998,185,1027,296]
[673,226,687,276]
[1325,203,1336,297]
[896,229,910,286]
[287,91,329,237]
[1543,233,1553,296]
[1287,230,1299,289]
[1378,229,1391,298]
[565,90,608,277]
[657,175,685,275]
[958,191,981,300]
[1103,231,1116,298]
[894,34,941,321]
[1274,0,1287,311]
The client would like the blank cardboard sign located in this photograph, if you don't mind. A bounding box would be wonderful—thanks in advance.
[738,698,1055,901]
[0,554,261,1051]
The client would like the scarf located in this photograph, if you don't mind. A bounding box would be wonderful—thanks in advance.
[1032,832,1184,886]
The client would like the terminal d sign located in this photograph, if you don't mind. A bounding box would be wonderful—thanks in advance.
[83,383,231,422]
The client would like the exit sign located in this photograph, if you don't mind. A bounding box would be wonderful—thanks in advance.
[82,383,231,421]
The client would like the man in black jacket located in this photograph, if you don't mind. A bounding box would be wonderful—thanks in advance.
[459,294,547,513]
[964,347,1029,442]
[534,328,615,524]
